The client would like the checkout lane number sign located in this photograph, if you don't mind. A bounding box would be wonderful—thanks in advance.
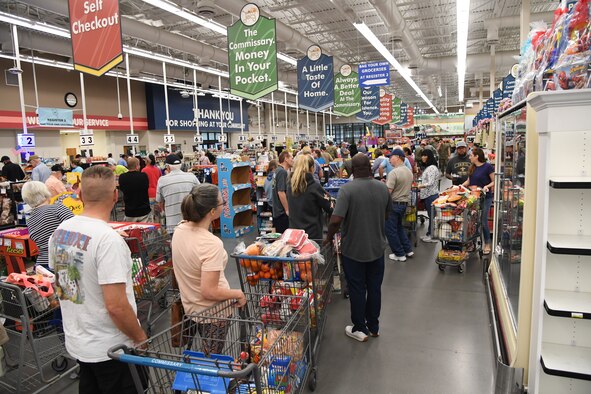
[17,133,36,148]
[126,134,139,144]
[79,134,94,146]
[164,134,175,144]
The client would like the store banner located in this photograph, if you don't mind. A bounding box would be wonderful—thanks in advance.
[399,102,408,125]
[502,74,516,99]
[356,86,380,122]
[493,89,502,112]
[0,110,147,130]
[392,97,401,124]
[358,61,390,87]
[407,106,415,125]
[297,45,334,112]
[333,65,361,117]
[372,89,392,125]
[68,0,123,76]
[487,98,494,116]
[227,4,278,100]
[145,83,248,132]
[38,107,74,127]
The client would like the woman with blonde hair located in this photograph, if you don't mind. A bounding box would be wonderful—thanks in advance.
[287,155,332,239]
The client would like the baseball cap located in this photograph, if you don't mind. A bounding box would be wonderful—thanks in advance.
[106,158,117,166]
[51,164,64,172]
[165,154,181,165]
[388,148,406,158]
[456,141,467,148]
[28,155,40,162]
[1,156,10,162]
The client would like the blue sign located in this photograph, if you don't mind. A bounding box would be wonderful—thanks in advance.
[493,89,502,113]
[502,74,516,99]
[358,61,390,87]
[38,107,74,127]
[399,102,408,125]
[146,84,248,132]
[297,47,334,112]
[356,86,380,122]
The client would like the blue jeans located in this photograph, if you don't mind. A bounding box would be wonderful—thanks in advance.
[385,204,413,257]
[342,255,385,335]
[482,195,493,243]
[423,194,439,237]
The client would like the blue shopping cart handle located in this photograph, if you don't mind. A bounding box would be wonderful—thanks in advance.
[108,345,257,379]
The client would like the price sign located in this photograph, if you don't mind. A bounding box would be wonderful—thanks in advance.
[238,135,247,142]
[17,133,36,148]
[126,134,139,144]
[193,134,203,143]
[79,135,94,146]
[218,134,227,143]
[164,134,176,144]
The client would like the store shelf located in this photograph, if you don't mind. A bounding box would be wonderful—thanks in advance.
[547,234,591,256]
[549,177,591,189]
[232,204,252,214]
[233,225,254,237]
[541,343,591,381]
[544,290,591,320]
[233,183,252,192]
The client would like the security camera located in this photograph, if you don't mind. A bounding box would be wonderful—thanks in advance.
[117,113,123,119]
[180,90,190,99]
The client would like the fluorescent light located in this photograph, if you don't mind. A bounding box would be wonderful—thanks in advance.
[456,0,470,102]
[0,11,70,38]
[353,21,439,114]
[437,85,443,97]
[277,53,297,66]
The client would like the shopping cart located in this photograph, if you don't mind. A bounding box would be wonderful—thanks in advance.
[233,242,335,369]
[0,281,77,394]
[125,229,174,335]
[109,292,315,393]
[323,178,350,199]
[432,195,484,273]
[403,187,420,247]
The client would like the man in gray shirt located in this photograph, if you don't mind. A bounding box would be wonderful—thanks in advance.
[156,154,199,233]
[325,153,391,342]
[385,149,414,262]
[29,155,51,183]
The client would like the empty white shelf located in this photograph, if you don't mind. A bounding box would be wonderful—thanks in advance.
[541,342,591,381]
[544,289,591,319]
[549,177,591,189]
[547,234,591,256]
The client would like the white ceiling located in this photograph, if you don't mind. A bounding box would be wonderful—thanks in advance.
[1,0,558,111]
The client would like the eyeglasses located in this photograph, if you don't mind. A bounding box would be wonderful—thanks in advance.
[217,199,227,207]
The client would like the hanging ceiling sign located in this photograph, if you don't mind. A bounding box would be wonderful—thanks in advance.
[227,3,278,100]
[493,89,502,112]
[297,45,334,112]
[38,107,74,128]
[398,102,408,125]
[392,97,402,124]
[67,0,123,76]
[487,98,495,117]
[407,106,415,125]
[356,86,380,122]
[502,74,516,100]
[372,89,392,125]
[333,65,361,117]
[358,61,390,87]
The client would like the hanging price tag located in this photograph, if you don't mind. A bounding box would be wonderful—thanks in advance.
[194,134,203,143]
[79,134,94,146]
[164,134,176,144]
[126,134,139,144]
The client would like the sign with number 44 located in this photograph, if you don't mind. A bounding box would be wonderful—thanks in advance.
[126,134,139,144]
[164,134,175,144]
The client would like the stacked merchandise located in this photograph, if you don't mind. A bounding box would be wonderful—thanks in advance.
[513,0,591,102]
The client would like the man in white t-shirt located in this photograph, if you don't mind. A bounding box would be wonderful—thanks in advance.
[49,165,146,393]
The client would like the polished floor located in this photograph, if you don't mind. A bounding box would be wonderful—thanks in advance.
[32,190,494,393]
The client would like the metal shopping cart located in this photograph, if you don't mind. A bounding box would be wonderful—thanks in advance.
[403,187,420,247]
[323,178,350,199]
[0,281,77,394]
[432,195,484,273]
[125,229,175,335]
[109,292,315,393]
[232,242,335,376]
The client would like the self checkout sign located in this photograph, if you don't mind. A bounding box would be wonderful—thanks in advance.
[126,134,139,144]
[17,133,36,148]
[164,134,176,144]
[79,130,94,146]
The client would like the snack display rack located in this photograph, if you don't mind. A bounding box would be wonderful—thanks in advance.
[109,292,314,393]
[432,187,484,273]
[217,158,255,239]
[254,164,274,235]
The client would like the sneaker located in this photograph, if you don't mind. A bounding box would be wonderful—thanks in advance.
[345,326,368,342]
[388,254,407,262]
[421,235,438,243]
[406,251,415,258]
[369,331,380,338]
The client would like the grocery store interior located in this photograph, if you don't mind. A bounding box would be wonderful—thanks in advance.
[0,0,590,393]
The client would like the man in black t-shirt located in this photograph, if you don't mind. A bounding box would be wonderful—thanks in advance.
[445,141,471,185]
[118,157,151,222]
[271,151,293,233]
[1,156,25,182]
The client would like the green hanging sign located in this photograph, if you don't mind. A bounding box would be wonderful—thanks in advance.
[392,97,401,124]
[333,65,361,117]
[227,3,278,100]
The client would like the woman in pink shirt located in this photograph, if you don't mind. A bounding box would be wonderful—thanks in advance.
[45,164,67,197]
[142,154,162,223]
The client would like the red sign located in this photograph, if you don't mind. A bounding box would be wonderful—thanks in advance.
[68,0,123,76]
[407,106,415,125]
[0,111,148,131]
[372,92,392,126]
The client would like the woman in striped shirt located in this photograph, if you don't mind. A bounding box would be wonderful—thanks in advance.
[22,181,74,268]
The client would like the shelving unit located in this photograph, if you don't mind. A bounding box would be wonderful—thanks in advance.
[254,164,274,235]
[217,158,255,239]
[528,90,591,394]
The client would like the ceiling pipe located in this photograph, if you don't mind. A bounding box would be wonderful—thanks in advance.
[0,25,71,57]
[484,11,553,28]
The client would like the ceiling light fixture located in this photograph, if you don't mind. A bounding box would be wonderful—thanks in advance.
[353,21,439,114]
[141,0,298,66]
[456,0,470,103]
[0,10,70,37]
[437,85,443,97]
